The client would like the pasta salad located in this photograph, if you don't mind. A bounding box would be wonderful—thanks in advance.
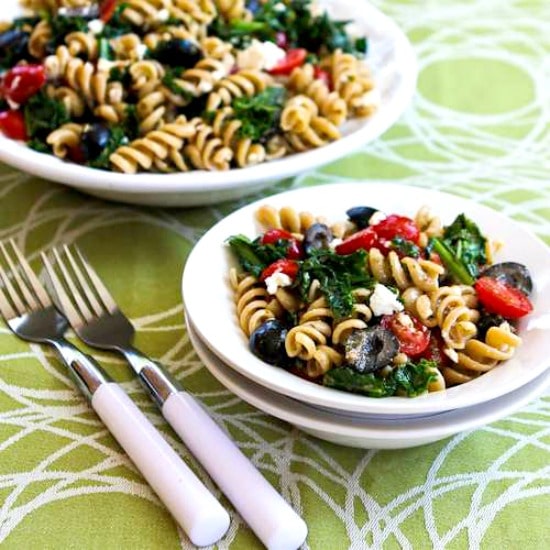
[227,204,534,398]
[0,0,377,173]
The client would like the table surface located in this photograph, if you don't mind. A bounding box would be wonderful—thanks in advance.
[1,1,550,549]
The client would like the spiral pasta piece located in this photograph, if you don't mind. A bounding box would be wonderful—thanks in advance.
[288,64,347,126]
[184,119,233,171]
[65,31,99,60]
[285,320,332,361]
[206,70,272,111]
[443,324,522,385]
[255,205,321,235]
[109,116,196,173]
[28,20,52,59]
[46,123,84,158]
[214,0,251,21]
[280,95,318,134]
[414,205,443,248]
[285,115,341,152]
[306,345,344,378]
[367,249,445,293]
[122,0,172,28]
[230,269,274,336]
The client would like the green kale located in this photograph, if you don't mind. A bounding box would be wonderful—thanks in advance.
[232,87,287,142]
[442,214,487,277]
[24,90,70,141]
[323,359,439,398]
[108,65,133,87]
[227,234,289,278]
[101,4,137,39]
[121,104,140,141]
[46,14,90,53]
[391,236,420,258]
[28,138,52,154]
[297,248,373,319]
[88,126,128,169]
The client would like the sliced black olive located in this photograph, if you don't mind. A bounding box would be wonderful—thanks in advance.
[346,206,378,229]
[149,39,203,68]
[344,327,399,373]
[477,312,508,340]
[0,29,31,62]
[249,319,289,367]
[482,262,533,296]
[303,223,333,255]
[80,124,111,162]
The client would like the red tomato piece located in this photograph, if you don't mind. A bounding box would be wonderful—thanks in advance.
[421,333,451,368]
[2,65,46,105]
[260,259,299,282]
[381,312,430,357]
[100,0,118,22]
[335,226,378,255]
[475,276,533,319]
[268,48,307,76]
[0,110,27,140]
[372,214,420,244]
[261,229,302,259]
[313,66,332,89]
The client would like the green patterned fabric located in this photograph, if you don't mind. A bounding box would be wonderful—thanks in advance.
[1,1,549,548]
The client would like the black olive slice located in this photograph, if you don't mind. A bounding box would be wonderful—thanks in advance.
[344,327,399,373]
[303,223,333,255]
[249,319,289,367]
[482,262,533,296]
[346,206,378,229]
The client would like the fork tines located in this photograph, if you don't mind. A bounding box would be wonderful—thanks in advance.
[42,246,117,329]
[0,240,52,320]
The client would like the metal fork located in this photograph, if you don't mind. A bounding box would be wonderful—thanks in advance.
[0,240,229,547]
[44,245,308,550]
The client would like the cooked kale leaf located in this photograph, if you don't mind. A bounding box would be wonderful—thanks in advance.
[232,87,287,142]
[24,90,70,141]
[227,234,290,277]
[297,248,373,319]
[323,359,439,398]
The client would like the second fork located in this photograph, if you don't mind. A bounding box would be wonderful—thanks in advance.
[45,245,309,550]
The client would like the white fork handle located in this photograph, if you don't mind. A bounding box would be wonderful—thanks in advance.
[163,391,308,550]
[92,383,230,547]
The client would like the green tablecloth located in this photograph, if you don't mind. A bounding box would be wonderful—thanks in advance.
[1,1,549,548]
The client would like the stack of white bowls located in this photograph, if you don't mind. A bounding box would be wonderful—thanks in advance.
[182,184,550,449]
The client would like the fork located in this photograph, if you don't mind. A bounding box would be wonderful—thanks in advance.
[44,245,308,550]
[0,240,230,547]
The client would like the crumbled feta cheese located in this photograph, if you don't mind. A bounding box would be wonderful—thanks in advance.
[368,211,387,226]
[265,272,292,295]
[196,80,214,94]
[97,58,117,72]
[236,40,286,71]
[309,0,326,18]
[136,44,148,60]
[396,312,414,328]
[329,238,343,250]
[156,8,170,22]
[6,98,20,111]
[443,347,458,363]
[88,19,105,36]
[369,284,404,316]
[108,86,123,104]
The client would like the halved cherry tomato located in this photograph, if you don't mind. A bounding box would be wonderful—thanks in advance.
[381,312,430,357]
[313,66,332,89]
[100,0,118,22]
[421,333,450,368]
[475,276,533,319]
[2,64,46,105]
[334,226,378,255]
[268,48,307,76]
[260,258,299,282]
[0,110,27,140]
[261,228,302,259]
[372,215,420,244]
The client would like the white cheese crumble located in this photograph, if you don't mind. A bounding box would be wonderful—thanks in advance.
[88,19,105,36]
[308,0,326,18]
[274,2,286,12]
[329,237,343,250]
[369,284,404,316]
[265,272,292,295]
[368,210,387,226]
[136,44,148,60]
[236,40,286,71]
[97,58,117,72]
[155,8,170,22]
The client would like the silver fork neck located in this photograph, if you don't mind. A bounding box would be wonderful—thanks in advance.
[120,347,181,408]
[49,338,111,401]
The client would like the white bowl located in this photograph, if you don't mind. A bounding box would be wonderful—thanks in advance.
[0,0,417,207]
[182,182,550,416]
[187,315,550,449]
